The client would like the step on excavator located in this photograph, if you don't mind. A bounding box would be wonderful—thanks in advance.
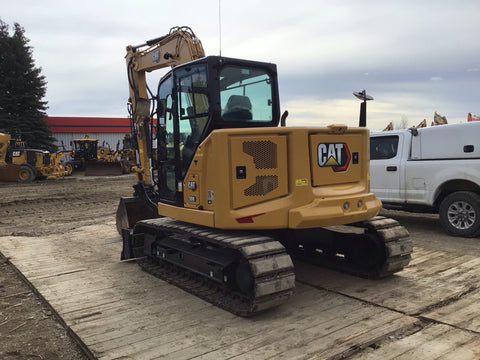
[116,26,413,316]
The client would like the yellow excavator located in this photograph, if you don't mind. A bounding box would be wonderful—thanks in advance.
[116,27,412,316]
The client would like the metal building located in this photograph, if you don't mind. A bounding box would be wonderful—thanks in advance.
[46,117,131,151]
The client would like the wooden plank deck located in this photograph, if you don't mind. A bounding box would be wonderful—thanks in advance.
[294,247,480,316]
[350,324,480,360]
[1,220,480,359]
[423,288,480,333]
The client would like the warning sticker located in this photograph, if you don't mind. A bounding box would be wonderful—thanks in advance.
[295,179,308,186]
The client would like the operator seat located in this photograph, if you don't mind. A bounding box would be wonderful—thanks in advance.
[222,95,253,121]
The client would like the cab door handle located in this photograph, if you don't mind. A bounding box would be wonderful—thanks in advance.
[386,166,397,172]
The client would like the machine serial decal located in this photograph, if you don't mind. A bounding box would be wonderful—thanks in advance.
[317,143,351,172]
[152,50,161,63]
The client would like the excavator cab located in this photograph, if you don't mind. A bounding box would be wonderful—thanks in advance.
[73,136,98,162]
[154,56,280,205]
[117,55,281,232]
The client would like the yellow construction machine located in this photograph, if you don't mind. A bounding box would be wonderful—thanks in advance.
[118,134,136,172]
[0,132,20,181]
[64,135,127,176]
[0,132,68,182]
[116,27,412,316]
[382,122,393,131]
[96,136,136,173]
[414,119,427,129]
[433,112,448,126]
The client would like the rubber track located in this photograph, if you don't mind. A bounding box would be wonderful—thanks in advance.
[293,215,413,279]
[135,218,296,317]
[352,215,413,278]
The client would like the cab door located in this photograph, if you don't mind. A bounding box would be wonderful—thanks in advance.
[157,74,179,204]
[157,64,209,206]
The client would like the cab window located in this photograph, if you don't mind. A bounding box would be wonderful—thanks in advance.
[220,66,273,123]
[176,65,209,173]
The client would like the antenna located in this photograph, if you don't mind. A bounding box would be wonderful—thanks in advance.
[218,0,222,56]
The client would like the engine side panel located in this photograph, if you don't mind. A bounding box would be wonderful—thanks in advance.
[230,135,288,209]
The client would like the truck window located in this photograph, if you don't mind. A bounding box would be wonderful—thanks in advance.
[370,136,399,160]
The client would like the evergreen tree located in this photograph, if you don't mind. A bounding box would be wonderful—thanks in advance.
[0,19,56,152]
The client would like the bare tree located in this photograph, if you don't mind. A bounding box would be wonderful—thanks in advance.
[395,115,409,129]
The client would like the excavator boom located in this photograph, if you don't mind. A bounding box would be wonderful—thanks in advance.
[126,26,205,187]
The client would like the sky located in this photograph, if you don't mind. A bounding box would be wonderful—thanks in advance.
[2,0,479,131]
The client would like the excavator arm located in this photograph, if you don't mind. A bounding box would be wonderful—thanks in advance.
[125,26,205,186]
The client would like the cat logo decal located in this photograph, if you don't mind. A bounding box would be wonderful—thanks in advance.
[317,143,351,172]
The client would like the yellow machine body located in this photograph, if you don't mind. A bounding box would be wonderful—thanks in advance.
[159,125,381,230]
[0,132,67,182]
[11,148,67,180]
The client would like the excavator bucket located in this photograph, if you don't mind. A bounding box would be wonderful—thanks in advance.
[116,197,158,234]
[0,164,21,182]
[84,160,124,176]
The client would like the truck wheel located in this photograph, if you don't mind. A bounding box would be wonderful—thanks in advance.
[18,164,37,183]
[439,191,480,237]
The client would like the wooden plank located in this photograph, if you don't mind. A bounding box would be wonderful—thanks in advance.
[436,336,480,360]
[69,288,214,335]
[406,247,450,267]
[423,288,480,333]
[294,246,480,316]
[100,304,337,359]
[165,303,416,360]
[286,313,416,360]
[350,324,480,360]
[1,223,477,360]
[95,285,348,359]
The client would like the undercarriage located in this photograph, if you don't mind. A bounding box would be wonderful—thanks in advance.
[121,216,412,316]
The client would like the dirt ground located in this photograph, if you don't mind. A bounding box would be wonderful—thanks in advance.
[0,174,135,360]
[0,174,478,359]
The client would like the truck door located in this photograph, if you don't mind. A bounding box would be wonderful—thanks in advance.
[369,134,404,202]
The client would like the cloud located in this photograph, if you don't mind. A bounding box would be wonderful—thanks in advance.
[2,0,479,124]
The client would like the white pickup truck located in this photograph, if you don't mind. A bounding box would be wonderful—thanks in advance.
[369,121,480,237]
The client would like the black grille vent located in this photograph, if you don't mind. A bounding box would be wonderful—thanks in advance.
[244,175,279,196]
[243,141,277,169]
